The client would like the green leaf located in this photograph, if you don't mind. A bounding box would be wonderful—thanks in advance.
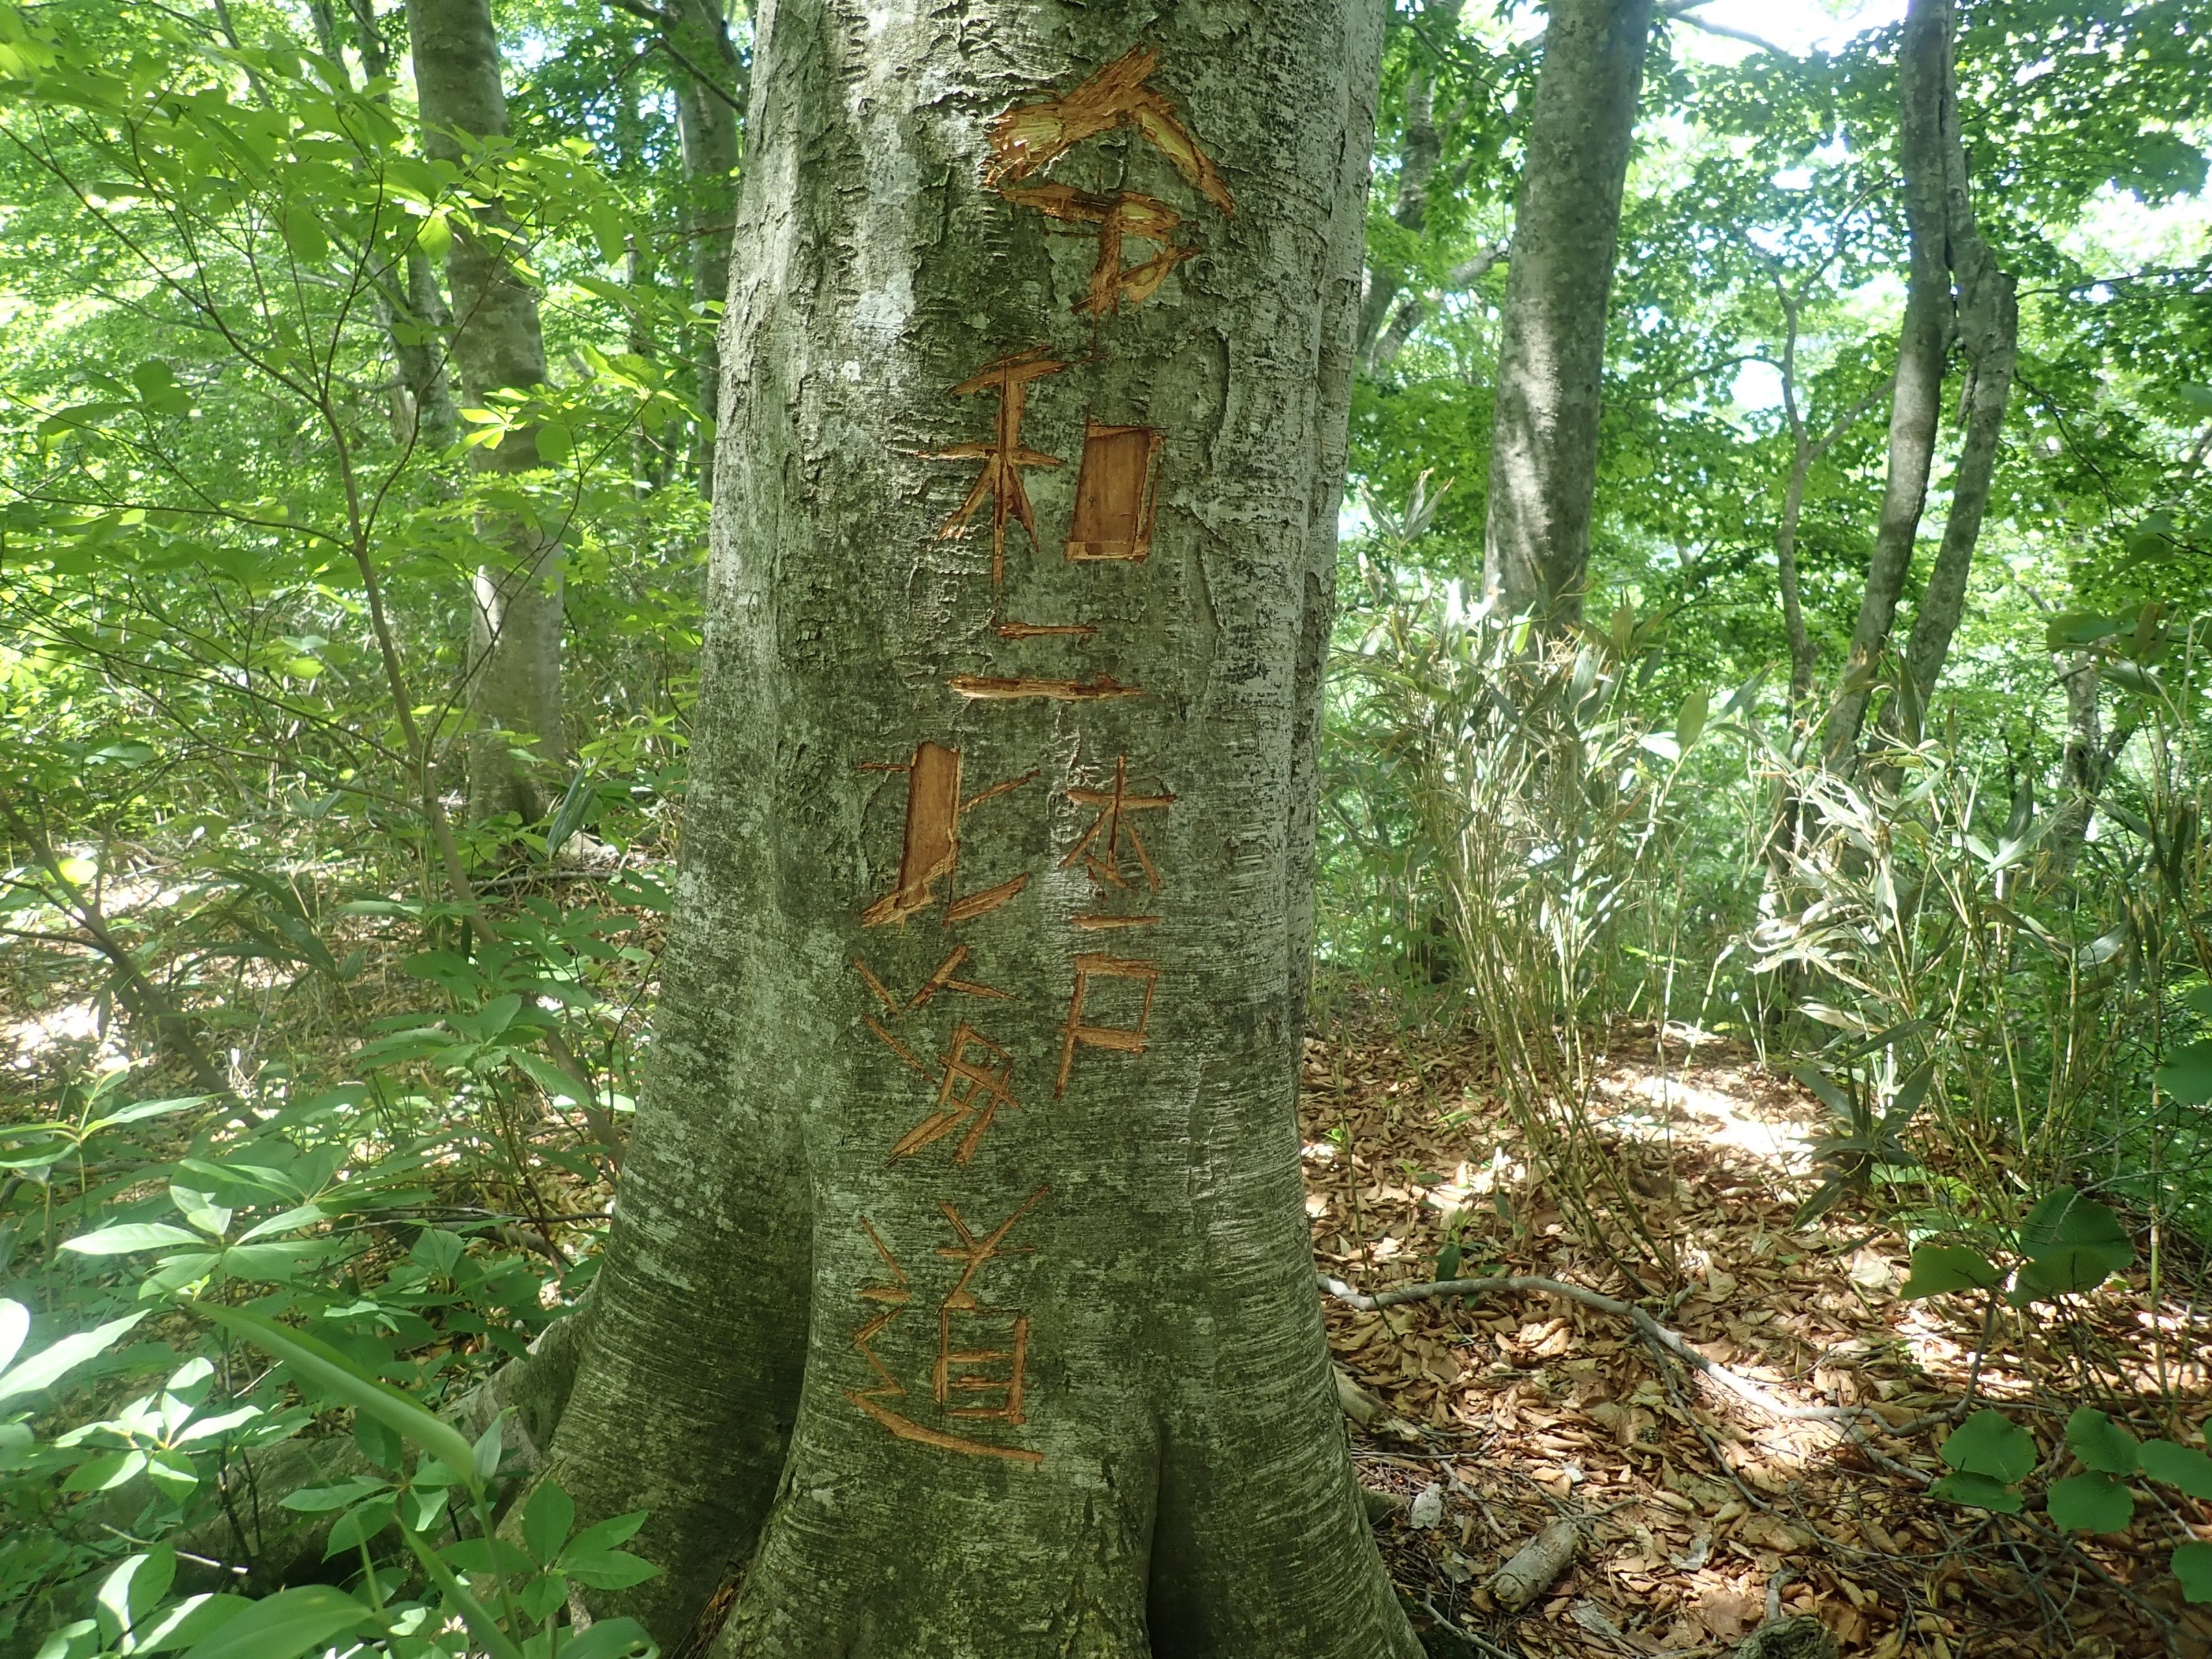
[2140,1439,2212,1499]
[2178,1542,2212,1604]
[278,205,329,265]
[1941,1409,2036,1484]
[62,1223,203,1256]
[2047,1473,2134,1534]
[522,1478,574,1564]
[556,1549,661,1591]
[557,1616,654,1659]
[1675,686,1709,752]
[0,1300,26,1375]
[324,1495,395,1559]
[2156,1040,2212,1105]
[0,1310,145,1406]
[2064,1408,2139,1475]
[2014,1188,2132,1299]
[279,1477,388,1514]
[1899,1244,2001,1299]
[136,1596,253,1655]
[64,1451,148,1492]
[198,1305,475,1483]
[1931,1471,2023,1512]
[534,421,573,467]
[562,1510,648,1556]
[178,1586,369,1659]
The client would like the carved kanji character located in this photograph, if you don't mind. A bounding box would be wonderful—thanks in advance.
[844,1188,1049,1465]
[1061,755,1174,891]
[861,741,1035,927]
[985,46,1235,217]
[1001,183,1192,318]
[1055,952,1161,1096]
[927,346,1067,582]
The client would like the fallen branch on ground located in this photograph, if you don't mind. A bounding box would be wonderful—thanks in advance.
[1319,1271,1963,1436]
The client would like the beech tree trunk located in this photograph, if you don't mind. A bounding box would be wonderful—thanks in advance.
[1480,0,1653,627]
[305,0,461,451]
[665,0,743,495]
[540,5,1413,1653]
[409,0,566,819]
[1897,0,2018,720]
[1821,0,1956,762]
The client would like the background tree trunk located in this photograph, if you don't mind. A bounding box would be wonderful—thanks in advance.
[305,0,461,451]
[543,4,1413,1653]
[1480,0,1654,627]
[408,0,565,819]
[665,0,743,495]
[1899,0,2019,716]
[1820,0,1953,762]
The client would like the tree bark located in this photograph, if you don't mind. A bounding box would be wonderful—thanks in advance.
[1898,1,2018,718]
[1480,0,1655,627]
[543,6,1413,1653]
[1820,0,1953,763]
[408,0,565,820]
[1353,2,1466,373]
[664,0,743,496]
[306,0,462,452]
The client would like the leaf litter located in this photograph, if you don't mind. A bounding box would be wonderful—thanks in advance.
[1303,1012,2212,1657]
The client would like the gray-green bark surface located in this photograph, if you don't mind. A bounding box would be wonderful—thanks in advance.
[408,0,565,819]
[1480,0,1654,626]
[545,4,1413,1653]
[1821,0,1952,762]
[667,0,742,495]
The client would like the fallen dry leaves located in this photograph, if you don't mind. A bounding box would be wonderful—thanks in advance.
[1303,1013,2212,1657]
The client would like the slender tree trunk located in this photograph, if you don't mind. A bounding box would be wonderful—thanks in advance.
[665,0,743,495]
[408,0,565,819]
[1354,2,1462,370]
[1899,2,2018,716]
[544,6,1412,1653]
[306,0,462,451]
[1820,0,1952,763]
[1480,0,1654,627]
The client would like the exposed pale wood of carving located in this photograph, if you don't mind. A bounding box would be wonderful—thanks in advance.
[985,44,1235,216]
[1066,421,1163,561]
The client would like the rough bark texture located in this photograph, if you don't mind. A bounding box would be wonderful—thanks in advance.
[1480,0,1653,626]
[1820,0,1952,762]
[1898,0,2018,717]
[545,5,1412,1653]
[302,0,461,452]
[665,0,743,495]
[408,0,565,819]
[1826,0,2016,757]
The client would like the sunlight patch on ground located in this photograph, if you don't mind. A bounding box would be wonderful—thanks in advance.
[2,994,122,1071]
[1592,1066,1817,1173]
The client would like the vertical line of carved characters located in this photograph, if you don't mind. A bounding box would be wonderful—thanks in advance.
[1000,182,1193,319]
[860,742,1037,927]
[885,1020,1023,1167]
[844,1189,1050,1465]
[932,1186,1046,1423]
[1065,421,1163,563]
[984,45,1237,218]
[926,346,1067,582]
[1055,952,1161,1096]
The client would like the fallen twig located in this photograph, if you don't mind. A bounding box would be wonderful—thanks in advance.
[1321,1271,1883,1425]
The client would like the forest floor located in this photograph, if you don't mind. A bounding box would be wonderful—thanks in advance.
[1,886,2203,1657]
[1304,1004,2205,1659]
